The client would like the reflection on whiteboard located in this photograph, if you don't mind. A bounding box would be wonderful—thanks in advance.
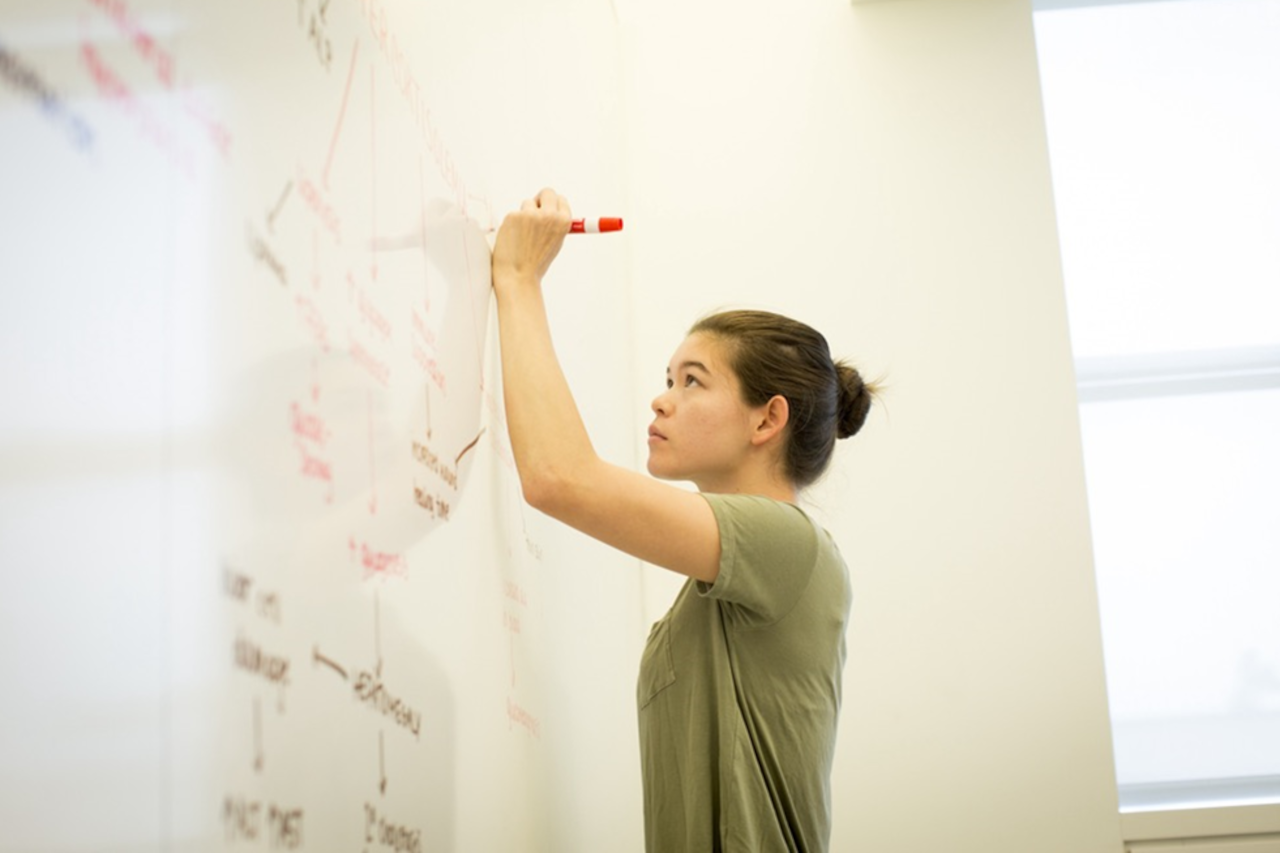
[1,0,639,849]
[227,198,492,553]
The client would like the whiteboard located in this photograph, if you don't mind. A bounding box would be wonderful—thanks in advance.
[0,1,643,850]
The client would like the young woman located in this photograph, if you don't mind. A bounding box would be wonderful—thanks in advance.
[491,188,875,853]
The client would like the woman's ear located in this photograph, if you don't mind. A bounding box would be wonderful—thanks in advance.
[751,394,790,447]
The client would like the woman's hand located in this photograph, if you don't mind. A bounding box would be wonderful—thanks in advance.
[491,188,573,290]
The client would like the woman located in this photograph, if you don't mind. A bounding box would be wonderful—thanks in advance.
[491,188,875,853]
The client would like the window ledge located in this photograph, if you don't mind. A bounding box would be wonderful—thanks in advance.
[1075,345,1280,402]
[1123,802,1280,844]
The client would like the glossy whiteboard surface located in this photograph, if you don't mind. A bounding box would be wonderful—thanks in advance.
[0,1,641,850]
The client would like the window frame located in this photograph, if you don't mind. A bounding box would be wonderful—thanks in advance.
[1032,0,1280,840]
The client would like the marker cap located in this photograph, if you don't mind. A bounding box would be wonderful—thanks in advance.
[570,217,624,234]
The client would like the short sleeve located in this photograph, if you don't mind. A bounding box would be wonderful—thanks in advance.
[697,493,819,626]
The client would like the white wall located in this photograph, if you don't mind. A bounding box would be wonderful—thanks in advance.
[620,1,1124,850]
[1,0,1127,849]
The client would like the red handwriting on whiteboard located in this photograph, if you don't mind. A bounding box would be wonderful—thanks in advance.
[87,0,232,160]
[294,295,329,351]
[410,308,436,348]
[356,0,471,215]
[296,167,341,243]
[412,343,446,395]
[290,401,328,445]
[87,0,175,87]
[349,275,392,341]
[410,309,446,394]
[502,579,528,687]
[79,39,195,178]
[290,400,333,501]
[503,579,527,607]
[346,272,393,390]
[506,697,541,739]
[349,537,408,581]
[181,90,232,160]
[296,444,332,492]
[321,41,358,190]
[348,334,390,388]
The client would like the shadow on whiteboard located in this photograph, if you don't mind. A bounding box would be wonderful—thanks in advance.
[221,199,493,561]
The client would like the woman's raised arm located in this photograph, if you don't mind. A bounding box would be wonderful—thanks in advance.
[490,189,722,583]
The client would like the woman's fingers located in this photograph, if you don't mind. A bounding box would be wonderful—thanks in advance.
[492,189,573,286]
[534,188,573,221]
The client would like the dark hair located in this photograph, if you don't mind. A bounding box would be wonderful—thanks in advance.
[689,309,874,488]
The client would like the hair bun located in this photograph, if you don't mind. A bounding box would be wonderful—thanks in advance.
[835,362,873,439]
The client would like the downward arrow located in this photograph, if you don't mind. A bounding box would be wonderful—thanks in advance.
[379,730,387,795]
[253,696,264,773]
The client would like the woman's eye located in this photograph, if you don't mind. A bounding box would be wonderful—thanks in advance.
[684,375,700,387]
[665,378,674,389]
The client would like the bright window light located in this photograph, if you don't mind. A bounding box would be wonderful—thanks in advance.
[1033,0,1280,811]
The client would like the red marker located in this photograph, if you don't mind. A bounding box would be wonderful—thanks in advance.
[570,217,623,234]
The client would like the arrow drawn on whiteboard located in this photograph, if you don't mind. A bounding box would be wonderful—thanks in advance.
[322,39,359,190]
[424,384,433,441]
[253,696,264,773]
[418,154,428,276]
[311,228,321,291]
[367,389,378,515]
[313,645,348,681]
[374,588,383,672]
[369,60,378,282]
[379,730,387,795]
[455,428,485,466]
[460,227,486,373]
[267,180,292,233]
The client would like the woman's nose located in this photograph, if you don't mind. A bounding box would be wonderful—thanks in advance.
[651,390,672,415]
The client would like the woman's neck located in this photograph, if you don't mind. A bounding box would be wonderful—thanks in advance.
[695,469,797,505]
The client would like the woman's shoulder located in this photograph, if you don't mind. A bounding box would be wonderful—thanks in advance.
[696,492,846,624]
[700,492,811,527]
[699,491,800,512]
[699,492,817,555]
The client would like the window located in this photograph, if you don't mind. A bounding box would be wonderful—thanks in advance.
[1033,0,1280,812]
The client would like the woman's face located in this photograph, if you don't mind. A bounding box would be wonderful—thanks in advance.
[647,333,762,491]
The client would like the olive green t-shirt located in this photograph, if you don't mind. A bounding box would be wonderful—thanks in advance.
[637,493,852,853]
